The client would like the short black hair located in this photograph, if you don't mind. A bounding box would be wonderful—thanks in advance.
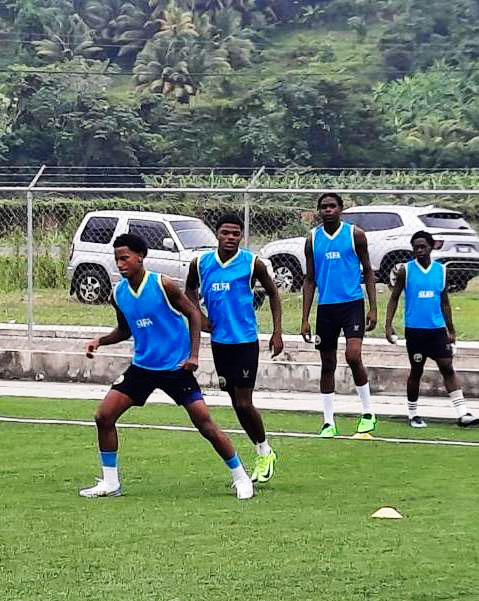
[317,192,343,210]
[113,233,148,257]
[410,230,435,248]
[216,212,244,231]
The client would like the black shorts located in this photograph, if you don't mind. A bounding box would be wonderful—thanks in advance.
[405,327,453,363]
[211,340,259,390]
[315,299,365,352]
[111,363,203,407]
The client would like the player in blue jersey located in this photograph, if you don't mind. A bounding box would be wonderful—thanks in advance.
[385,230,479,428]
[301,193,378,438]
[185,213,283,484]
[79,233,254,500]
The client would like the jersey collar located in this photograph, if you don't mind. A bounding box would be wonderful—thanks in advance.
[128,270,149,297]
[215,248,240,268]
[415,259,433,274]
[321,222,344,240]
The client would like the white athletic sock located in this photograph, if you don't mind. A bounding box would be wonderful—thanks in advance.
[321,392,335,425]
[408,400,418,420]
[449,389,468,418]
[230,464,249,483]
[256,440,272,457]
[356,382,374,416]
[102,466,120,488]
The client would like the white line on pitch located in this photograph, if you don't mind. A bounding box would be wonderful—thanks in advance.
[1,416,479,447]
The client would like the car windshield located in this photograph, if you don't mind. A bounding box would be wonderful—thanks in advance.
[419,213,471,230]
[170,220,217,249]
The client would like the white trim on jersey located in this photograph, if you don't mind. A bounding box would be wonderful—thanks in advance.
[249,254,257,292]
[214,248,240,268]
[127,270,149,298]
[157,273,183,317]
[322,222,344,241]
[414,259,433,275]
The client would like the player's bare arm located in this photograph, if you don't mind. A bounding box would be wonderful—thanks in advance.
[185,258,212,333]
[385,264,405,344]
[301,234,316,342]
[441,287,456,344]
[163,275,201,371]
[354,227,377,332]
[253,257,283,357]
[85,301,131,358]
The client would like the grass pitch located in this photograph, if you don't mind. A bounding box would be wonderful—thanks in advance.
[1,397,479,601]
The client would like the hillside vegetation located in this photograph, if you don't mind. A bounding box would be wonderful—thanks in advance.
[2,0,479,186]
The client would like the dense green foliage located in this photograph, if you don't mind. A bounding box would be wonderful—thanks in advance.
[2,0,479,171]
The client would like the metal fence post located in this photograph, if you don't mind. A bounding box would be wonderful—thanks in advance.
[244,166,265,250]
[26,165,46,340]
[26,190,33,341]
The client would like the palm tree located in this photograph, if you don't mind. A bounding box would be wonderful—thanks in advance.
[32,13,103,62]
[212,8,255,68]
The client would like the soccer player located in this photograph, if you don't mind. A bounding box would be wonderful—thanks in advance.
[385,230,479,428]
[80,233,254,500]
[185,213,283,484]
[301,193,378,438]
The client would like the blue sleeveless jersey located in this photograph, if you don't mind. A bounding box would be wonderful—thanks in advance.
[312,222,363,305]
[198,249,257,344]
[404,260,446,329]
[113,271,190,370]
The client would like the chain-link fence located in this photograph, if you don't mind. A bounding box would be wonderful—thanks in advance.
[1,186,478,339]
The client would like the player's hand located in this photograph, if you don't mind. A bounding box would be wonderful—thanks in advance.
[385,325,397,344]
[182,356,199,372]
[447,329,456,345]
[301,320,312,343]
[366,308,377,332]
[85,338,101,359]
[269,332,283,358]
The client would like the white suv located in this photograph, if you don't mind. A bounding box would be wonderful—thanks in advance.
[67,210,271,306]
[259,205,479,292]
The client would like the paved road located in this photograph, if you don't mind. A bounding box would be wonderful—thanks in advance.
[2,379,478,422]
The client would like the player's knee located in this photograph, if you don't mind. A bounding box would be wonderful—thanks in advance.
[95,411,115,430]
[321,358,337,374]
[345,351,361,369]
[235,397,253,412]
[439,363,454,379]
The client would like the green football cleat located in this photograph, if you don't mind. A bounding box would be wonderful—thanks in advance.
[356,413,377,434]
[319,423,338,438]
[251,449,277,483]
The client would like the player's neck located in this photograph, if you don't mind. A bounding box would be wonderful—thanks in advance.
[323,219,341,234]
[217,248,238,263]
[128,268,146,291]
[416,256,431,268]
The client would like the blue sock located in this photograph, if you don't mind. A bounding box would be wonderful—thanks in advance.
[100,451,118,468]
[225,453,241,469]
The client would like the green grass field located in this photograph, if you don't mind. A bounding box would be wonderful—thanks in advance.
[1,280,478,340]
[1,397,479,601]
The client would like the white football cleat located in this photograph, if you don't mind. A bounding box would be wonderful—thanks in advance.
[79,478,122,498]
[233,478,254,500]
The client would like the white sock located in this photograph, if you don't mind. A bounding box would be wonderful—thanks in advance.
[256,440,272,457]
[321,392,335,425]
[408,399,418,420]
[230,464,249,483]
[102,466,120,488]
[449,389,468,418]
[356,382,374,416]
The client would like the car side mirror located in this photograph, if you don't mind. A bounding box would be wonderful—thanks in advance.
[162,237,176,251]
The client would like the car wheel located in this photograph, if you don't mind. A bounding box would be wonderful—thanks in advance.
[74,267,111,304]
[271,255,303,292]
[380,252,413,288]
[447,278,468,293]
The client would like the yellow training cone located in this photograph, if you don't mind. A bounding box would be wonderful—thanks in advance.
[352,432,374,440]
[371,507,403,519]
